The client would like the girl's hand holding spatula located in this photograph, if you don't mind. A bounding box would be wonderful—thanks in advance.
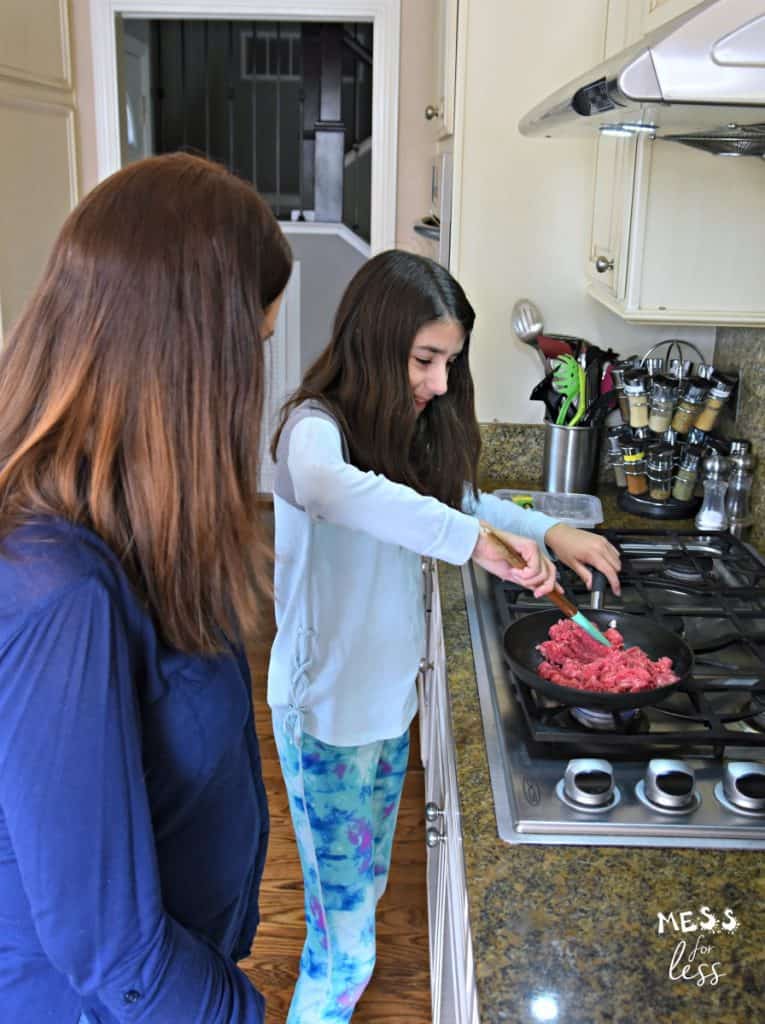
[472,522,561,597]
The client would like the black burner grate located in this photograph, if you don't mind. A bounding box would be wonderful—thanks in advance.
[492,528,765,757]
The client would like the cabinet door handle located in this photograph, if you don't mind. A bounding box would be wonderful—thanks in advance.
[426,825,446,847]
[425,801,444,822]
[595,256,614,273]
[424,104,441,121]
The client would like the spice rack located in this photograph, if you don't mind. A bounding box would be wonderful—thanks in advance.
[608,340,739,521]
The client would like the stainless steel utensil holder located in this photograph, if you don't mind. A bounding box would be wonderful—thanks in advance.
[543,420,600,494]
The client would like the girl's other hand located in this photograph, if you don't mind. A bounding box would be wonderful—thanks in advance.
[472,524,559,598]
[544,523,622,595]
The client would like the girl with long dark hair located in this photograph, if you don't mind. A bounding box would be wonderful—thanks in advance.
[0,153,292,1023]
[268,250,620,1021]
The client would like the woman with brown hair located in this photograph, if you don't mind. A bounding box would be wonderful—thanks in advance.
[267,250,620,1022]
[0,153,291,1023]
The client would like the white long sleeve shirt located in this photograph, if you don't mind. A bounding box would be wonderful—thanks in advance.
[267,405,559,746]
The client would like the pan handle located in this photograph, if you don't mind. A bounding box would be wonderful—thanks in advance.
[590,568,608,610]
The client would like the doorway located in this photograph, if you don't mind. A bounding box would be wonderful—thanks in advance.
[119,18,373,239]
[94,1,399,491]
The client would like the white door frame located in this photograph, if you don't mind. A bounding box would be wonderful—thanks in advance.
[88,0,400,253]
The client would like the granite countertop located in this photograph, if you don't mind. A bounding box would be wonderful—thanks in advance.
[440,486,765,1024]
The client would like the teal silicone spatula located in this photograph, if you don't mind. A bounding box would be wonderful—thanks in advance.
[483,525,612,647]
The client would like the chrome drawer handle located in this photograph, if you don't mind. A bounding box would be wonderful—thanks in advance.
[425,801,444,822]
[595,256,614,273]
[426,826,446,847]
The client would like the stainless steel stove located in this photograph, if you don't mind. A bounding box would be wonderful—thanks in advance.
[462,529,765,848]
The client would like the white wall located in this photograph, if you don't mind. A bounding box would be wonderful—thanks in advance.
[452,0,714,424]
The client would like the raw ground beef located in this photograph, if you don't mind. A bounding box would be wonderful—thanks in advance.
[537,618,679,694]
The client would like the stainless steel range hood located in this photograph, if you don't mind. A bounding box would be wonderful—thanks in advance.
[519,0,765,155]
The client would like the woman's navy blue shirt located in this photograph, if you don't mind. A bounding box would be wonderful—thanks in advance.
[0,518,268,1023]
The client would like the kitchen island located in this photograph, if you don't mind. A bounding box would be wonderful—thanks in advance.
[438,489,765,1024]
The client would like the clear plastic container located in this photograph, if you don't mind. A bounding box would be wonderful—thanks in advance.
[494,489,604,529]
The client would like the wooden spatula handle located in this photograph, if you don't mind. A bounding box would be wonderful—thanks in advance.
[482,525,578,618]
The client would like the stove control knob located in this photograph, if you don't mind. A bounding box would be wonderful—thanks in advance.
[721,761,765,814]
[644,759,698,812]
[563,758,615,809]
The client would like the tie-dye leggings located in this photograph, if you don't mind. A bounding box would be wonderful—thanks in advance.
[273,713,410,1023]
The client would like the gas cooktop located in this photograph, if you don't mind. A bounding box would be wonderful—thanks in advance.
[462,529,765,847]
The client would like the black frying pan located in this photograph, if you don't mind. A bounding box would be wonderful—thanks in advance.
[503,608,694,710]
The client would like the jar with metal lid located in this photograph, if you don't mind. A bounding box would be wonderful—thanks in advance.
[695,454,730,531]
[643,357,665,377]
[671,381,708,434]
[696,363,716,381]
[646,445,674,501]
[694,375,735,433]
[606,426,628,488]
[686,426,708,448]
[623,372,649,428]
[648,376,676,433]
[729,438,751,456]
[660,425,678,447]
[621,441,648,496]
[610,363,632,422]
[671,446,703,502]
[667,357,693,381]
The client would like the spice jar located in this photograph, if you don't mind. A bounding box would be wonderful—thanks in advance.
[693,375,734,433]
[672,446,703,502]
[610,363,631,422]
[622,441,648,496]
[686,426,708,448]
[646,445,674,502]
[696,363,716,381]
[695,454,730,531]
[668,357,693,381]
[606,426,628,488]
[644,357,665,377]
[671,381,708,434]
[648,376,676,433]
[624,372,650,429]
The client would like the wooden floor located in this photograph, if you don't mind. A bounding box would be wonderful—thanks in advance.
[240,627,432,1023]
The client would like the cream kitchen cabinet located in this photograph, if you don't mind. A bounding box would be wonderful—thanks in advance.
[588,0,765,326]
[421,562,479,1024]
[608,0,705,48]
[425,0,459,138]
[641,0,706,36]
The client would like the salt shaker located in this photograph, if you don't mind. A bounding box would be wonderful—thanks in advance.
[695,454,730,532]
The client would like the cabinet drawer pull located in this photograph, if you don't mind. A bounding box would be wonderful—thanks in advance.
[426,826,446,847]
[425,801,444,821]
[595,256,614,273]
[424,104,440,121]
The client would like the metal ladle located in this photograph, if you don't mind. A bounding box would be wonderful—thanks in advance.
[511,298,547,373]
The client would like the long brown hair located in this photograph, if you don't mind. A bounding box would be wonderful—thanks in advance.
[0,153,292,653]
[272,250,479,508]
